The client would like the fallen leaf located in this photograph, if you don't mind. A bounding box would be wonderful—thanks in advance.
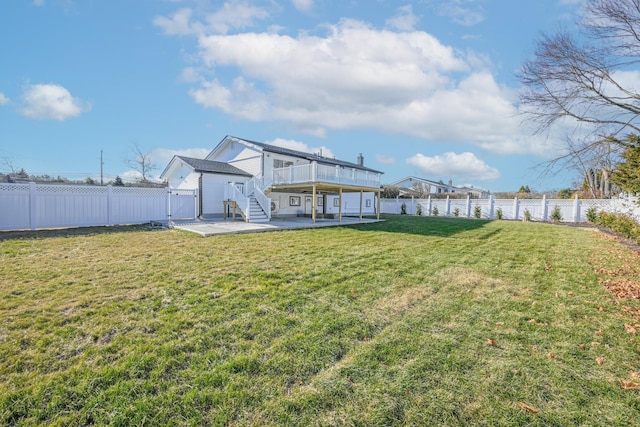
[495,322,504,326]
[631,372,640,381]
[598,306,605,311]
[625,324,637,334]
[548,352,557,359]
[620,380,640,390]
[594,330,603,337]
[485,338,497,346]
[517,402,540,413]
[568,291,575,296]
[596,357,605,366]
[592,341,601,346]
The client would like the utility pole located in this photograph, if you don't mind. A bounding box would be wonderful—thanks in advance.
[100,150,104,185]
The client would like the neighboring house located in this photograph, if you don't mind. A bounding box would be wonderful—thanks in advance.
[160,135,384,222]
[389,176,490,198]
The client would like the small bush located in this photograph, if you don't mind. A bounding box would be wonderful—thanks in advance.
[596,212,640,241]
[453,207,460,217]
[586,207,598,223]
[550,205,563,223]
[416,204,422,216]
[496,207,503,220]
[432,206,439,216]
[474,205,482,219]
[523,209,532,222]
[401,203,407,215]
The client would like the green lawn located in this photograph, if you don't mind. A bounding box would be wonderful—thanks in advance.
[0,215,639,426]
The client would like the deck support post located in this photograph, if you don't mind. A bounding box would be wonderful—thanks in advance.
[339,188,343,223]
[312,185,317,224]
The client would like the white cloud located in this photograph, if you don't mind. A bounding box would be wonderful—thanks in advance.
[267,138,335,158]
[0,93,9,105]
[154,8,195,36]
[154,1,269,36]
[386,5,418,31]
[33,0,44,6]
[159,6,556,156]
[438,1,485,26]
[375,154,396,165]
[406,152,500,182]
[292,0,313,13]
[19,83,91,121]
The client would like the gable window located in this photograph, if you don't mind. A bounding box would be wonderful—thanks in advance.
[274,159,294,169]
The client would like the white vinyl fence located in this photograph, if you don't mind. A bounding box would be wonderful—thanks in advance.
[0,182,198,231]
[381,195,640,223]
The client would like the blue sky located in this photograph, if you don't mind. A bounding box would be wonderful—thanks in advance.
[0,0,584,191]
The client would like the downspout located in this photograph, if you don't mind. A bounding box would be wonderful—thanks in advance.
[198,173,203,218]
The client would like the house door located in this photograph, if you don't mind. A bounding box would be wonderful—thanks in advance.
[305,196,313,215]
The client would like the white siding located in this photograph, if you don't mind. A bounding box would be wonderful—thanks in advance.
[172,170,199,190]
[201,173,249,215]
[228,153,261,176]
[269,191,377,217]
[208,141,263,176]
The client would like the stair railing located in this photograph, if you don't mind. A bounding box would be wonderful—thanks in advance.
[245,175,271,220]
[226,182,251,222]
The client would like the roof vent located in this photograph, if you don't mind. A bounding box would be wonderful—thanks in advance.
[357,153,364,166]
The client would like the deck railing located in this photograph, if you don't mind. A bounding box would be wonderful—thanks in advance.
[272,162,380,189]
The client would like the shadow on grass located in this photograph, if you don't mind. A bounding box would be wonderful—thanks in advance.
[0,224,154,241]
[347,214,493,237]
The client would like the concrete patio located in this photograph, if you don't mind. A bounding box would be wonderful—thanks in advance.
[167,216,383,236]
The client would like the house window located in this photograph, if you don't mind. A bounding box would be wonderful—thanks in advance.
[274,159,294,169]
[289,196,301,206]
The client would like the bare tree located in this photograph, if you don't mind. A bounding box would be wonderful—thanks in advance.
[519,0,640,187]
[127,143,157,183]
[1,156,18,174]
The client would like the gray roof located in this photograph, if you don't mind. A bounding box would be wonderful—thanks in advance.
[229,136,384,174]
[177,156,252,177]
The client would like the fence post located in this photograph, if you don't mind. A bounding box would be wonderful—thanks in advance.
[446,195,451,217]
[107,185,113,226]
[489,195,495,218]
[428,195,432,215]
[466,195,471,218]
[194,189,199,219]
[29,182,37,231]
[542,195,548,221]
[166,187,172,225]
[513,196,519,220]
[572,194,580,222]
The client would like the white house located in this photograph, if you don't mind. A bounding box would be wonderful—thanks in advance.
[389,176,490,198]
[160,136,384,223]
